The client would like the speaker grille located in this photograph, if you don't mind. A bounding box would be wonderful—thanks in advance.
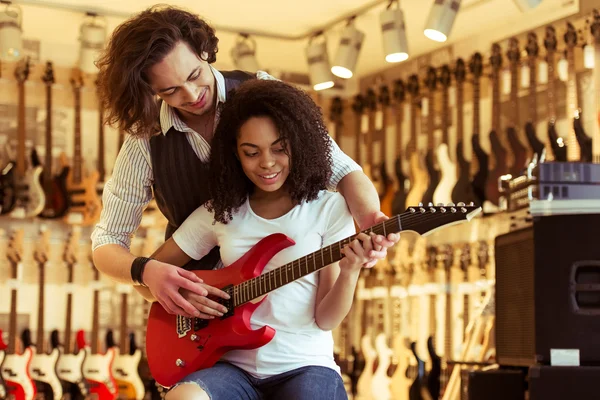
[495,227,536,366]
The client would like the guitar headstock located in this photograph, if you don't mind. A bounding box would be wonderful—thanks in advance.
[6,229,24,279]
[592,9,600,43]
[425,67,437,91]
[365,88,377,111]
[42,61,55,86]
[490,43,503,72]
[392,79,405,104]
[469,52,483,78]
[407,74,420,98]
[14,56,30,83]
[544,25,558,53]
[564,22,578,49]
[34,228,50,267]
[526,32,539,58]
[507,37,520,64]
[63,227,81,268]
[378,84,391,108]
[454,58,466,84]
[402,202,481,237]
[70,68,84,91]
[330,97,344,123]
[351,93,365,115]
[439,64,452,88]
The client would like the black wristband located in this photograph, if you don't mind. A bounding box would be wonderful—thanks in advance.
[131,257,153,287]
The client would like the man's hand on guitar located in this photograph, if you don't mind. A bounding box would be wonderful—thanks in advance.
[143,260,229,318]
[339,232,376,274]
[362,210,400,268]
[180,285,230,320]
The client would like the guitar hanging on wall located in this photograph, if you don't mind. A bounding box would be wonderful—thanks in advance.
[523,32,546,159]
[391,78,408,215]
[544,25,567,161]
[468,52,489,206]
[421,67,440,205]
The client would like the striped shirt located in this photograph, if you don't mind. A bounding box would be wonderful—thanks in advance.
[91,66,362,251]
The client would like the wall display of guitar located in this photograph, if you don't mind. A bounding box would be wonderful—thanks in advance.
[146,202,481,387]
[378,84,395,218]
[65,69,102,226]
[544,26,567,161]
[524,32,546,158]
[9,57,46,218]
[505,37,529,177]
[433,65,458,205]
[391,79,408,215]
[405,75,429,207]
[0,229,37,400]
[485,43,509,208]
[38,61,70,219]
[27,228,64,399]
[78,260,118,399]
[330,97,344,146]
[352,94,365,165]
[421,67,441,205]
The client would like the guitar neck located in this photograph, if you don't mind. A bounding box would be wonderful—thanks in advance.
[354,113,362,164]
[456,83,465,153]
[73,88,83,183]
[395,103,404,157]
[8,288,17,354]
[36,262,46,352]
[547,52,557,120]
[473,77,481,138]
[17,83,26,177]
[91,288,100,354]
[64,265,74,354]
[528,57,537,124]
[408,96,418,155]
[45,84,53,183]
[367,108,375,169]
[491,70,501,133]
[442,87,450,145]
[120,293,128,354]
[510,63,520,126]
[566,47,580,161]
[427,91,435,151]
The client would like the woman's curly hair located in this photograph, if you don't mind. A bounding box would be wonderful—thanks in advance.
[207,79,333,224]
[95,5,219,137]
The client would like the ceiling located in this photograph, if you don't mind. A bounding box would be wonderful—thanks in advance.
[18,0,580,81]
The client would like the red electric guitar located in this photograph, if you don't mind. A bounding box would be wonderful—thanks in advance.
[146,203,482,387]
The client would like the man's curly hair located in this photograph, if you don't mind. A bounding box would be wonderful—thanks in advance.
[207,79,333,224]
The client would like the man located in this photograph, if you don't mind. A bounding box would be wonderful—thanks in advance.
[91,4,398,318]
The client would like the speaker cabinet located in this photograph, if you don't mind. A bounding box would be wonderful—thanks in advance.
[529,365,600,400]
[460,369,525,400]
[494,214,600,367]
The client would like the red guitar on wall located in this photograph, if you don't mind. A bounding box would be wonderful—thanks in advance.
[146,203,482,387]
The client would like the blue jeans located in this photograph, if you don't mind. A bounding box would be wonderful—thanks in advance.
[173,362,347,400]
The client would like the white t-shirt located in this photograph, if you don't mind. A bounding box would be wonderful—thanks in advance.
[172,190,356,378]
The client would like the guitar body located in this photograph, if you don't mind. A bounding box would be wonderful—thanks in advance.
[65,169,102,226]
[29,348,63,400]
[1,348,37,400]
[506,127,528,176]
[574,117,593,162]
[425,336,441,400]
[82,349,118,399]
[0,349,6,399]
[351,346,365,399]
[371,334,392,400]
[408,343,428,400]
[40,166,70,218]
[525,122,545,158]
[405,153,429,207]
[451,140,477,205]
[422,150,440,205]
[485,130,507,206]
[147,233,297,387]
[391,157,408,215]
[548,122,567,161]
[390,337,412,400]
[112,349,145,400]
[433,144,457,206]
[56,351,89,399]
[356,335,376,400]
[0,161,16,215]
[10,166,45,218]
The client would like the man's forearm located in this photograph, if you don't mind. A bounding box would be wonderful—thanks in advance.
[337,171,380,230]
[93,244,138,284]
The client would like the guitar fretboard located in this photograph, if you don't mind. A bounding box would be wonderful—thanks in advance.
[73,87,83,184]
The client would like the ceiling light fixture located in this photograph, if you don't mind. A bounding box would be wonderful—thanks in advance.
[380,0,409,63]
[79,12,107,74]
[0,0,22,61]
[331,17,365,79]
[306,33,334,91]
[231,34,260,72]
[424,0,461,43]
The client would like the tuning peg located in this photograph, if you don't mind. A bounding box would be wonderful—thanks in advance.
[457,202,465,207]
[450,206,457,213]
[419,206,426,213]
[428,202,434,207]
[418,202,424,207]
[440,206,447,213]
[409,207,416,213]
[429,207,437,213]
[447,202,455,207]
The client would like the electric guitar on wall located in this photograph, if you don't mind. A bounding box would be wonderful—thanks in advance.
[433,64,457,205]
[524,32,546,158]
[39,61,70,219]
[28,228,64,399]
[405,75,429,207]
[65,69,102,226]
[352,94,365,165]
[330,97,344,145]
[10,57,46,218]
[146,203,482,387]
[391,78,408,215]
[421,67,440,205]
[0,229,37,400]
[468,53,489,206]
[378,83,395,217]
[544,25,567,161]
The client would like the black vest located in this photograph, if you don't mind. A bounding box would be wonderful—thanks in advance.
[149,70,254,270]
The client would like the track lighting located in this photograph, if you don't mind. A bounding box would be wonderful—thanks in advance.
[424,0,461,43]
[306,34,334,91]
[331,18,365,79]
[380,1,409,63]
[78,13,107,74]
[0,1,22,61]
[231,34,260,72]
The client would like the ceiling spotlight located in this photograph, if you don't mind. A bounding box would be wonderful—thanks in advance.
[0,1,23,61]
[512,0,543,12]
[79,13,107,74]
[424,0,461,43]
[380,1,409,63]
[231,34,260,72]
[306,34,334,91]
[331,18,365,79]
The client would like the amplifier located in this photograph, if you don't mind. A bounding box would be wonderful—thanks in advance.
[494,214,600,367]
[529,365,600,400]
[460,368,525,400]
